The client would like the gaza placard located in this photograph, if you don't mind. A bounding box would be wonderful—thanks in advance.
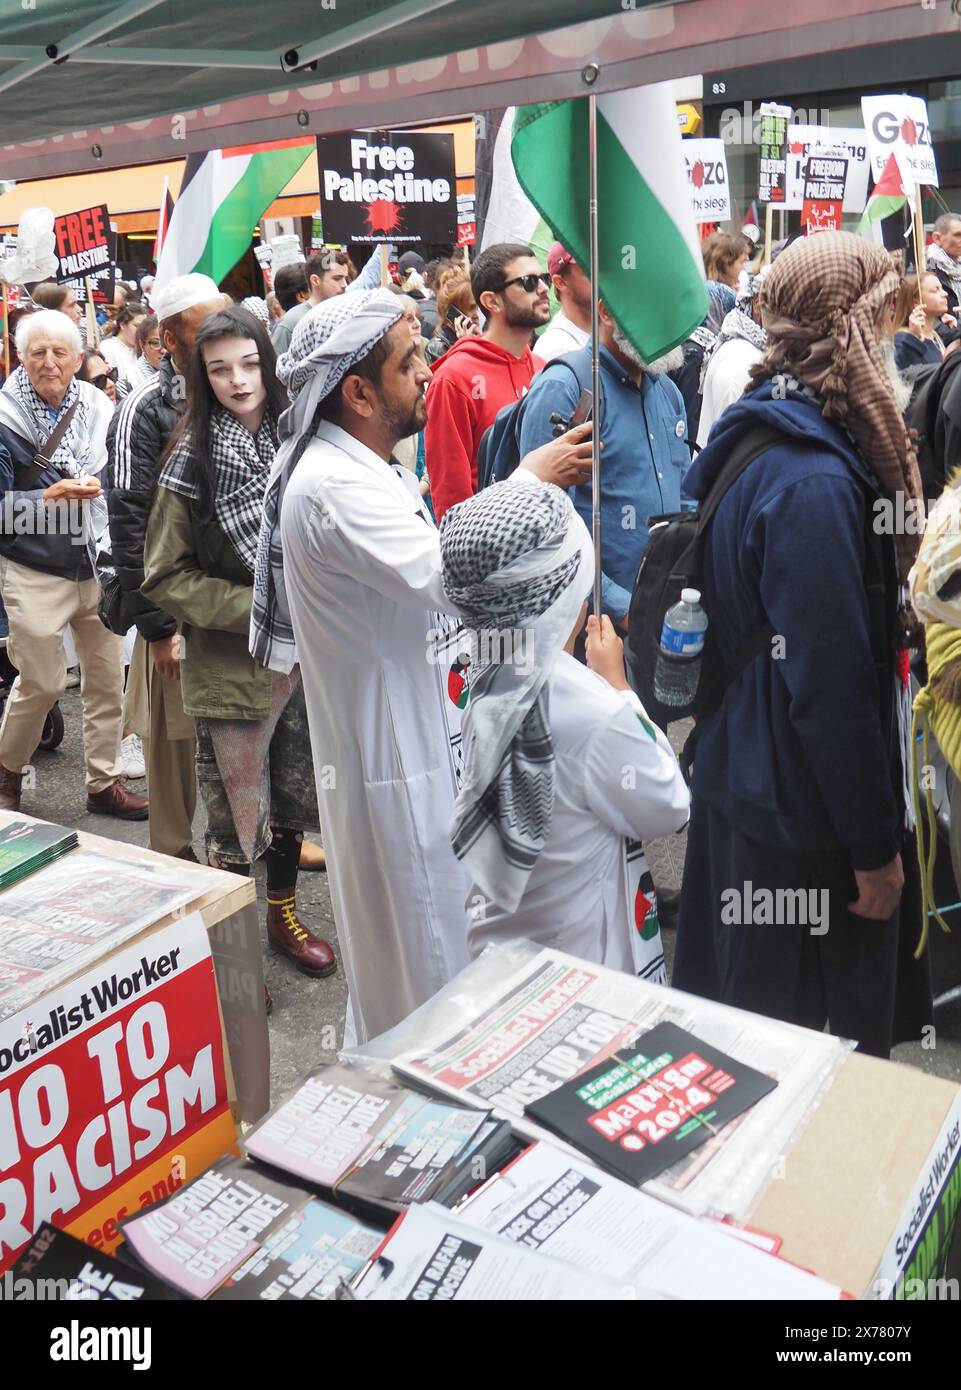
[861,94,939,188]
[683,139,731,223]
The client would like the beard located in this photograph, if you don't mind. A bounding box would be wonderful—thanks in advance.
[611,323,684,375]
[878,337,914,415]
[382,388,427,441]
[504,299,551,331]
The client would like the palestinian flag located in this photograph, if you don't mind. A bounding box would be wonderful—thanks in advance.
[152,176,174,267]
[154,138,313,294]
[858,153,908,235]
[511,84,708,362]
[475,107,554,265]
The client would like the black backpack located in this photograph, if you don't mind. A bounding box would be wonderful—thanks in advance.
[624,425,784,732]
[901,350,961,502]
[476,352,591,490]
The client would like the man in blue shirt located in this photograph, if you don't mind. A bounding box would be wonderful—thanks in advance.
[518,300,691,631]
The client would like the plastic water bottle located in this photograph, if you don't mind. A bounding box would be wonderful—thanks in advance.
[653,588,708,709]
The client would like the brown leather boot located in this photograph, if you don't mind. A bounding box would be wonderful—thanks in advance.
[266,890,337,978]
[299,839,327,872]
[0,765,23,813]
[86,779,149,821]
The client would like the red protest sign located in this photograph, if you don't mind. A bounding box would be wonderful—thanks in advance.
[802,200,843,234]
[53,204,111,283]
[0,916,235,1272]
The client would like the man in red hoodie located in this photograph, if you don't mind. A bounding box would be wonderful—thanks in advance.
[425,242,550,520]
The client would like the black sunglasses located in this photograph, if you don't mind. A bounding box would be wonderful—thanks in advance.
[90,367,119,390]
[498,272,551,294]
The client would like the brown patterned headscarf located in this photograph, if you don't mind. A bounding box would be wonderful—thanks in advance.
[750,231,923,582]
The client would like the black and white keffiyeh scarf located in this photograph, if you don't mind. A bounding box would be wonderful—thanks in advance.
[249,289,404,672]
[698,308,768,391]
[928,243,961,308]
[3,368,96,476]
[159,407,277,574]
[439,476,593,913]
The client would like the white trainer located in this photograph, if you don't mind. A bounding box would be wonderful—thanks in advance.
[121,733,146,780]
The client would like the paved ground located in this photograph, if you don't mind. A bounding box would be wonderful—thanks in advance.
[24,687,961,1101]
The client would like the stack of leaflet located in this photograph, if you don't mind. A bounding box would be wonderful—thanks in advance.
[524,1021,779,1188]
[366,944,852,1222]
[118,1156,383,1300]
[451,1142,843,1300]
[10,1224,185,1301]
[242,1063,518,1222]
[351,1201,624,1301]
[0,818,77,890]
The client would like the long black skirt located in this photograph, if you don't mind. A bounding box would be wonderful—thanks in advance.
[673,799,933,1058]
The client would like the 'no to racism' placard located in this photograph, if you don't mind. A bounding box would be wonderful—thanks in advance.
[316,132,457,245]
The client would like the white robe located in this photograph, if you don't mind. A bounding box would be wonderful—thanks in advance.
[279,420,471,1045]
[696,336,765,449]
[466,656,690,976]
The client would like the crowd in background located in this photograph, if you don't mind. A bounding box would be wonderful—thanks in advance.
[2,212,961,1053]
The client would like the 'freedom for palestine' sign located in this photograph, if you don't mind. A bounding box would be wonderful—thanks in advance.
[802,151,848,234]
[316,132,457,244]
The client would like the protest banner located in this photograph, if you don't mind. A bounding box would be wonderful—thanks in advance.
[53,205,111,283]
[784,126,869,212]
[801,151,849,234]
[758,102,792,204]
[682,138,731,223]
[861,94,939,188]
[456,192,476,247]
[316,131,456,244]
[0,913,236,1273]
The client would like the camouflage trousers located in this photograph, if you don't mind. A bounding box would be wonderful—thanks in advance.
[194,668,320,867]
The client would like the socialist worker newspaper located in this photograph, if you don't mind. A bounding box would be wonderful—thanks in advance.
[382,946,851,1222]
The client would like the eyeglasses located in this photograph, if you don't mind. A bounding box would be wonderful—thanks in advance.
[498,272,551,294]
[90,367,119,390]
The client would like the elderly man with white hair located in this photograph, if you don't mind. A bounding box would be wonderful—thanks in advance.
[251,289,596,1044]
[0,309,147,818]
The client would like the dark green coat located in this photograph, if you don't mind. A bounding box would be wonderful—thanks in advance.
[142,485,272,720]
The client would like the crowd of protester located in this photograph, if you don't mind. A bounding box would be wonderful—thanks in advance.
[2,211,961,1052]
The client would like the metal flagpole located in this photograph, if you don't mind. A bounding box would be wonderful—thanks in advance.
[588,91,602,622]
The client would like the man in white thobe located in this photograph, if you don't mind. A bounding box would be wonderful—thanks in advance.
[250,290,594,1045]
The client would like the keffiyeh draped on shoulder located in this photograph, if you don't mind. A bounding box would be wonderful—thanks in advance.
[249,289,404,671]
[439,476,593,912]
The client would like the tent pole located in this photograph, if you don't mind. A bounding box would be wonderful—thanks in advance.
[588,91,602,624]
[84,278,100,348]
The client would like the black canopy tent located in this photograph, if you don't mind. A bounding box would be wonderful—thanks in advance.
[0,0,950,180]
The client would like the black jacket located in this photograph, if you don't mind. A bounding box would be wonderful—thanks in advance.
[107,354,183,642]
